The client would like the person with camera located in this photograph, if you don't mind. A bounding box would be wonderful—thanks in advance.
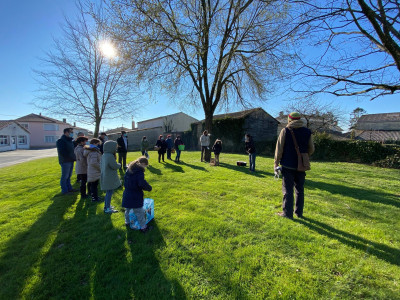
[274,112,314,219]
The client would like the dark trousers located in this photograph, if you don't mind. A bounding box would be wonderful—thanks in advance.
[201,146,207,161]
[167,148,172,159]
[282,167,306,217]
[79,174,88,197]
[118,152,127,168]
[141,150,149,158]
[158,152,165,162]
[175,149,181,161]
[88,180,99,201]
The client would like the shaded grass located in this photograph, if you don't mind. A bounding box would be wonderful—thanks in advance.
[0,152,399,299]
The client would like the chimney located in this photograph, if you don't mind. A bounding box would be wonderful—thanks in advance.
[132,120,135,129]
[74,122,76,127]
[39,112,42,116]
[63,118,66,123]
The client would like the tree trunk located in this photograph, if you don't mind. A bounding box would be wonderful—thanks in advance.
[94,119,101,138]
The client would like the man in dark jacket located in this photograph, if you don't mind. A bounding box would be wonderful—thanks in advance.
[98,132,108,154]
[56,127,77,194]
[117,131,128,169]
[274,112,314,219]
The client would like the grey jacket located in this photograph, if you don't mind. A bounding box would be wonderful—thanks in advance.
[74,144,87,175]
[84,146,102,182]
[100,140,122,191]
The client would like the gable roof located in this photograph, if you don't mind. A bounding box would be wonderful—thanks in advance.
[195,108,278,123]
[356,130,400,141]
[0,120,30,133]
[357,112,400,123]
[16,113,71,125]
[137,112,198,124]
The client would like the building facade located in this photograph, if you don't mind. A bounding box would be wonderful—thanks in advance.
[137,112,198,132]
[0,121,30,152]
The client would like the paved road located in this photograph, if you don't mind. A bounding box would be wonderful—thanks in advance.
[0,148,58,168]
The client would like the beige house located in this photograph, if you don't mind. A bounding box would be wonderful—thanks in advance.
[0,121,30,152]
[354,112,400,142]
[137,112,198,132]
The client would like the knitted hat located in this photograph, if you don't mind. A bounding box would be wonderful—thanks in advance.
[288,112,301,123]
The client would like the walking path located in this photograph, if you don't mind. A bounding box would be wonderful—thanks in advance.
[0,148,57,168]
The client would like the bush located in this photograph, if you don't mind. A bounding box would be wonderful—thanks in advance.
[313,134,400,168]
[373,154,400,169]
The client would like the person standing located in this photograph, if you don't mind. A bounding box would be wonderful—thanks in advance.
[174,135,184,162]
[245,134,256,172]
[212,139,222,166]
[56,128,77,194]
[274,112,315,219]
[100,140,121,213]
[98,132,108,154]
[140,136,149,158]
[74,136,89,198]
[199,130,210,162]
[155,135,167,163]
[166,135,174,160]
[117,131,128,170]
[84,139,102,202]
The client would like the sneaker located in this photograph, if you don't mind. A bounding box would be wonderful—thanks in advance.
[104,208,118,213]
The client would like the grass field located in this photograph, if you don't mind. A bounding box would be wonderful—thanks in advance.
[0,151,399,299]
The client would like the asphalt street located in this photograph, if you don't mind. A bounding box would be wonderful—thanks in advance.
[0,148,57,168]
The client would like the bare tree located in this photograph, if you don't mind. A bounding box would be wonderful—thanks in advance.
[34,2,139,137]
[282,98,344,132]
[103,0,310,135]
[349,107,367,129]
[293,0,400,101]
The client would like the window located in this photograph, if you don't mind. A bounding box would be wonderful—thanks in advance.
[43,124,59,131]
[0,135,9,146]
[18,135,27,145]
[20,123,29,129]
[45,136,57,143]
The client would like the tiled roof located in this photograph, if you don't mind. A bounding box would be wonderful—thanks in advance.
[357,112,400,123]
[0,120,30,133]
[356,130,400,141]
[16,113,70,125]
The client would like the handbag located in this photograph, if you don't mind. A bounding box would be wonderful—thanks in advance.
[288,128,310,172]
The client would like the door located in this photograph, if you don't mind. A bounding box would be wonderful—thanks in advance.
[11,136,16,150]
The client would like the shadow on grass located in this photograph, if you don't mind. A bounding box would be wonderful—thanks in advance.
[125,223,187,299]
[179,161,208,172]
[295,217,400,266]
[20,193,185,299]
[0,193,78,299]
[307,180,400,208]
[218,162,272,177]
[163,161,184,173]
[147,165,162,175]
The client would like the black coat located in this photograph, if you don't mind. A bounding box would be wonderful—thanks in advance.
[117,136,128,153]
[56,135,76,164]
[122,166,152,209]
[174,138,184,150]
[156,139,167,154]
[245,138,256,154]
[212,143,222,155]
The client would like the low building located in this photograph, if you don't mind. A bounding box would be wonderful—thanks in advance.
[354,112,400,142]
[16,113,73,148]
[137,112,198,132]
[0,121,30,152]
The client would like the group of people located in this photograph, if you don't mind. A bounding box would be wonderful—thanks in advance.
[56,128,152,232]
[56,111,314,228]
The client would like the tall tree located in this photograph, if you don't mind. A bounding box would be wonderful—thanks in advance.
[104,0,309,133]
[294,0,400,100]
[349,107,367,129]
[34,2,138,136]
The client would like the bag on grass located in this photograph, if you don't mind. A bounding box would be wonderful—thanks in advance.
[128,198,154,230]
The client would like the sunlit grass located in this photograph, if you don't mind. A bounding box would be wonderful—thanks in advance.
[0,152,399,299]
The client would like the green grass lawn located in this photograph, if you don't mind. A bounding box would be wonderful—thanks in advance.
[0,151,399,299]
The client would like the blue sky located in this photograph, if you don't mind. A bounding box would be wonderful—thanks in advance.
[0,0,398,132]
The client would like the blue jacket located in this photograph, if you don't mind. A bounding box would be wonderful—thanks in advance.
[166,138,174,149]
[280,127,311,169]
[122,166,152,208]
[56,135,76,164]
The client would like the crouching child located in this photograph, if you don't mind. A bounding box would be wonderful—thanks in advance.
[122,157,152,233]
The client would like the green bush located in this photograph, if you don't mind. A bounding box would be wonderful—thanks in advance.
[373,154,400,169]
[313,134,400,168]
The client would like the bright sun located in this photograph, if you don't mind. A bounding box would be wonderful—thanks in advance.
[99,40,117,59]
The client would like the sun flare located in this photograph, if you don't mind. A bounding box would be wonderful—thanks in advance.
[99,40,117,59]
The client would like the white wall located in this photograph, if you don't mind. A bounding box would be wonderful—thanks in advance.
[0,123,30,152]
[137,113,198,132]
